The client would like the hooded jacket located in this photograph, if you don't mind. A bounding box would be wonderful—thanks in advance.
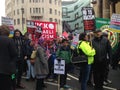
[77,40,96,64]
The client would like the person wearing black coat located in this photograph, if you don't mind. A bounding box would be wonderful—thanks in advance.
[13,29,26,89]
[0,25,17,90]
[92,30,112,90]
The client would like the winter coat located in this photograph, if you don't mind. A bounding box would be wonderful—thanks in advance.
[92,36,112,63]
[77,40,96,64]
[25,39,34,59]
[13,37,26,60]
[0,36,17,75]
[56,45,71,64]
[34,45,49,79]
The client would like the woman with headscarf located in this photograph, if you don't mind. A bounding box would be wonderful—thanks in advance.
[34,38,49,90]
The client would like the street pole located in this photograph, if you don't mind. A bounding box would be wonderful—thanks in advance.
[21,8,24,31]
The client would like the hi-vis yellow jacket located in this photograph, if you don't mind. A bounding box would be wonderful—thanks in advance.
[77,40,96,64]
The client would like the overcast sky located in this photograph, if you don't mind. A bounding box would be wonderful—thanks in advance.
[0,0,72,25]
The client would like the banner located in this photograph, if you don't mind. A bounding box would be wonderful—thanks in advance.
[96,18,110,30]
[82,7,96,32]
[109,14,120,33]
[96,18,119,50]
[1,16,14,30]
[27,20,57,41]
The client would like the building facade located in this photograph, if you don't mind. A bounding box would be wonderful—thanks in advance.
[62,0,91,33]
[62,0,120,34]
[5,0,62,34]
[93,0,120,19]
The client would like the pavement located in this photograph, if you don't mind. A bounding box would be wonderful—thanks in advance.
[17,67,120,90]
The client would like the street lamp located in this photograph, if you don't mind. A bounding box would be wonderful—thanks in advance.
[21,8,24,31]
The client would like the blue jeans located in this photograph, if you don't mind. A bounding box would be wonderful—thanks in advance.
[26,60,35,79]
[80,64,91,90]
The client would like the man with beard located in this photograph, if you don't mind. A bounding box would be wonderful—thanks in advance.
[13,29,26,89]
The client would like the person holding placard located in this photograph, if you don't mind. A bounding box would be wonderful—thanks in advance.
[56,39,72,90]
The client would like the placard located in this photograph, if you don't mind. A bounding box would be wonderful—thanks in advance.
[82,7,96,32]
[54,59,65,75]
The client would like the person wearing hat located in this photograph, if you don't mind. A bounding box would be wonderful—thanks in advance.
[102,31,112,85]
[92,30,112,90]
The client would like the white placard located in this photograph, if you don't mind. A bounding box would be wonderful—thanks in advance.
[1,16,14,25]
[54,59,65,75]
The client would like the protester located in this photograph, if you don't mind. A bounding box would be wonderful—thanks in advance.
[47,40,57,81]
[112,41,120,70]
[13,29,26,89]
[92,30,112,90]
[25,39,35,81]
[34,38,49,90]
[0,25,17,90]
[56,39,72,90]
[23,32,30,76]
[77,32,96,90]
[102,31,112,85]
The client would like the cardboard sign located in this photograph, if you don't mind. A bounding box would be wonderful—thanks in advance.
[82,7,96,32]
[54,59,65,75]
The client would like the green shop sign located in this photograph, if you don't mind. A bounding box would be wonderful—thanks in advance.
[96,18,119,52]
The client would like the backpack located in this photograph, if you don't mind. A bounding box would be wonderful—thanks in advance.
[71,41,87,64]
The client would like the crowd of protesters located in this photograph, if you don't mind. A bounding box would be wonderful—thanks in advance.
[0,24,120,90]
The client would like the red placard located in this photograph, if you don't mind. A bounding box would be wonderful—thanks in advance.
[27,20,57,41]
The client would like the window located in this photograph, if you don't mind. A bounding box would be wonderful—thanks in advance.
[49,0,52,4]
[55,9,57,15]
[36,8,38,13]
[36,0,38,2]
[17,18,20,25]
[17,0,19,4]
[42,8,44,13]
[75,12,79,19]
[39,8,41,13]
[75,23,79,29]
[50,8,52,14]
[58,0,61,6]
[30,8,32,13]
[55,0,57,5]
[30,0,31,2]
[74,5,78,10]
[14,10,15,15]
[33,8,35,13]
[62,8,67,16]
[49,18,53,22]
[42,0,44,2]
[58,11,60,16]
[55,19,57,23]
[14,19,16,25]
[22,0,24,3]
[17,9,19,15]
[21,8,24,14]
